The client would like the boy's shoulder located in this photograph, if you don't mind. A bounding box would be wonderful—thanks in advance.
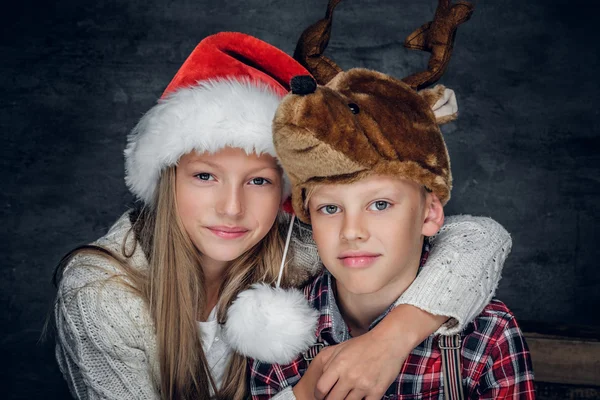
[456,299,534,396]
[469,299,517,332]
[461,298,526,360]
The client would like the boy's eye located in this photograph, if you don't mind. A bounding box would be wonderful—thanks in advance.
[319,205,340,215]
[249,177,271,186]
[369,201,390,211]
[195,173,214,181]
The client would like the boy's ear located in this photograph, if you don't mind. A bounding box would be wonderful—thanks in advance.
[422,192,444,236]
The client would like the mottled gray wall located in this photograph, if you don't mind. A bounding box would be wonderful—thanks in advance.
[2,0,599,397]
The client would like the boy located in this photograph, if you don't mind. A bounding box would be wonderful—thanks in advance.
[249,70,535,399]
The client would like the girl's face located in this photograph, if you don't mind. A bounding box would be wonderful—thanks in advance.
[176,147,282,267]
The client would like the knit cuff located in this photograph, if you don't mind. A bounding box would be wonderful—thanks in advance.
[394,215,511,335]
[271,386,296,400]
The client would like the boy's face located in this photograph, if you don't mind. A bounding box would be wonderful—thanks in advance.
[308,175,443,296]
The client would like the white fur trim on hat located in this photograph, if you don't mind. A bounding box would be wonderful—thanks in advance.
[224,283,319,364]
[124,78,291,204]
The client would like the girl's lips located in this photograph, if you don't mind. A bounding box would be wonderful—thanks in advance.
[207,226,249,239]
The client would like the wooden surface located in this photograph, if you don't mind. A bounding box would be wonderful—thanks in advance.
[525,333,600,385]
[535,382,600,400]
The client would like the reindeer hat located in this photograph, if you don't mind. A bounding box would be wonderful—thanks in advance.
[275,0,474,223]
[225,0,474,364]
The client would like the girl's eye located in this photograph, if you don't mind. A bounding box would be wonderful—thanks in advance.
[195,173,214,181]
[319,205,340,215]
[249,177,271,186]
[369,201,390,211]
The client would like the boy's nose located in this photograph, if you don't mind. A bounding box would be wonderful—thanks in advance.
[340,213,369,242]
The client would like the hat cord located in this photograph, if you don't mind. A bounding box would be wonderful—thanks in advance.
[276,214,296,288]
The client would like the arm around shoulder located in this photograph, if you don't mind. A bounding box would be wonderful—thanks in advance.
[395,215,512,334]
[55,255,160,399]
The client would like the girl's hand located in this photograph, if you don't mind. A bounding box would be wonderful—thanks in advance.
[292,350,328,400]
[314,305,448,399]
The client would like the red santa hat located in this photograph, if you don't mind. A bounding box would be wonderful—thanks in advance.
[125,32,318,364]
[125,32,310,205]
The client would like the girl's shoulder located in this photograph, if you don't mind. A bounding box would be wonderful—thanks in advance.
[54,213,159,394]
[58,211,148,303]
[56,212,154,342]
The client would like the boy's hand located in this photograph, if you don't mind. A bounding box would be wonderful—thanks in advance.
[313,305,448,400]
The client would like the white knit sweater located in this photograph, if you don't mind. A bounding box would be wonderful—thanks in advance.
[55,212,511,399]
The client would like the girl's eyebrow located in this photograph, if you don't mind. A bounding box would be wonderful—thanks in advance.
[185,159,279,174]
[246,166,281,173]
[186,159,221,169]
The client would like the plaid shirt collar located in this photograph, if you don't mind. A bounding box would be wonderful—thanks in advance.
[309,240,431,343]
[312,270,396,343]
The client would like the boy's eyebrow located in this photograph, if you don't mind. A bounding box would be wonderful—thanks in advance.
[314,185,401,199]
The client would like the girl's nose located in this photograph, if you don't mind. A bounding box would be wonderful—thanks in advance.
[216,184,244,217]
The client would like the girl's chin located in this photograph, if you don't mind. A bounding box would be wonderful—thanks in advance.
[203,250,247,263]
[201,242,257,263]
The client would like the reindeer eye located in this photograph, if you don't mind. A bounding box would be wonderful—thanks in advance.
[348,103,360,114]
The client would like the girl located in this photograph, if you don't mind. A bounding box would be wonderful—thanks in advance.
[54,32,511,400]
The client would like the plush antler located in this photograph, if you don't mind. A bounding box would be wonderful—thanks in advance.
[295,0,473,89]
[293,0,343,85]
[402,0,474,90]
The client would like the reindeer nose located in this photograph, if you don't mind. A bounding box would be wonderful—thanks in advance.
[290,75,317,95]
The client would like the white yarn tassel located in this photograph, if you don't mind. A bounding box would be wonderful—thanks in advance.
[224,213,319,364]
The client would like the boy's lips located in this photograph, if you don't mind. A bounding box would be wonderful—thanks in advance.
[338,251,381,268]
[206,225,249,239]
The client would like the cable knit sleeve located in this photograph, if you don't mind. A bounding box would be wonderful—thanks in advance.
[55,254,160,400]
[393,215,511,335]
[285,216,323,287]
[269,387,296,400]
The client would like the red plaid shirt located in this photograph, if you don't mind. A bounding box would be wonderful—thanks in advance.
[249,252,535,399]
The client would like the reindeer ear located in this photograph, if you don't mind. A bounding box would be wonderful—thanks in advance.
[418,84,458,125]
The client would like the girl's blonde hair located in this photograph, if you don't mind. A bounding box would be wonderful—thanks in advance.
[55,165,290,400]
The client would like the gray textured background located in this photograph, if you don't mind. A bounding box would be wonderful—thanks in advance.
[2,0,599,397]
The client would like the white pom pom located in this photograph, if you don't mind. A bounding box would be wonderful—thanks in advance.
[224,283,319,364]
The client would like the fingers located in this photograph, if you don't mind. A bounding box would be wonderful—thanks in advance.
[344,389,368,400]
[318,376,350,400]
[314,368,338,400]
[318,344,339,369]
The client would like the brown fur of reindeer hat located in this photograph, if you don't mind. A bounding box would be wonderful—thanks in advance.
[275,71,453,223]
[275,0,473,224]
